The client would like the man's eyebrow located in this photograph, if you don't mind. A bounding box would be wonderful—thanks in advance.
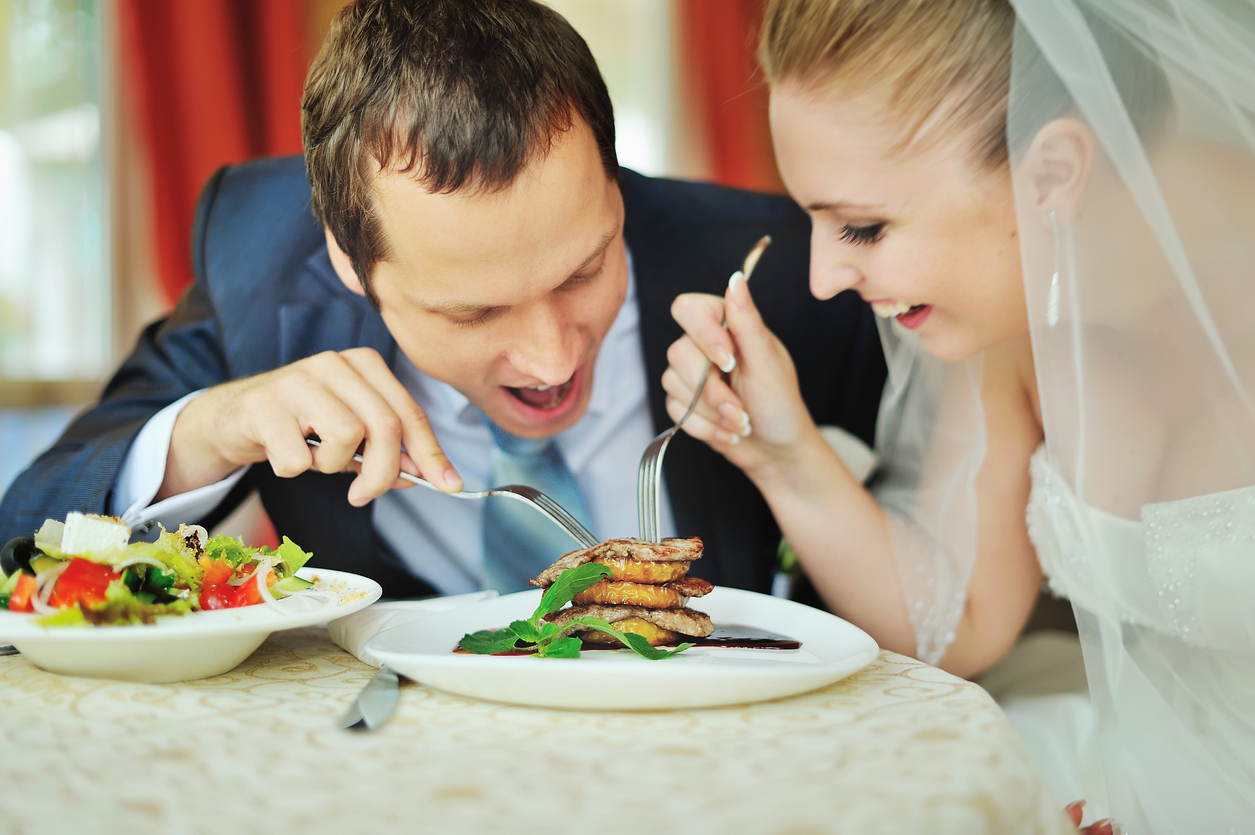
[803,200,884,214]
[568,224,619,276]
[423,223,620,315]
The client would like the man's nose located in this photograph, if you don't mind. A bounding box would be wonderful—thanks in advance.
[505,299,583,384]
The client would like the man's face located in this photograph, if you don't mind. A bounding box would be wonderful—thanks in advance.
[337,120,626,439]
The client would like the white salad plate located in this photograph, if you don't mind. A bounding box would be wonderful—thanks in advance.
[0,567,381,683]
[367,586,879,710]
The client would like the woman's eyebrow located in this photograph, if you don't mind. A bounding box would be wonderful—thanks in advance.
[804,200,885,213]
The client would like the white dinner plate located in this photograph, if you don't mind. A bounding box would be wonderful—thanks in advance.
[367,586,879,710]
[0,568,381,683]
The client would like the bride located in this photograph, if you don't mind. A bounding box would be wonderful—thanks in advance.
[664,0,1255,830]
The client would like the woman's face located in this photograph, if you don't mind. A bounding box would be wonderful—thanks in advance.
[770,82,1027,362]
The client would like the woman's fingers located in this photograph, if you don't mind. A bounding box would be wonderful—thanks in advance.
[666,394,745,448]
[724,271,774,371]
[661,359,749,435]
[670,292,736,372]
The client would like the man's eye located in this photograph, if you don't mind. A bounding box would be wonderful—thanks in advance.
[560,264,605,291]
[450,310,495,328]
[839,223,886,246]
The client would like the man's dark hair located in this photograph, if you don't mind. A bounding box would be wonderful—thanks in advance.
[302,0,619,307]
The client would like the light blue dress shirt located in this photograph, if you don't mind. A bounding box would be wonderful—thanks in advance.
[112,258,675,594]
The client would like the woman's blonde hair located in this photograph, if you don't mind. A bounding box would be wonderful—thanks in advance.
[759,0,1015,169]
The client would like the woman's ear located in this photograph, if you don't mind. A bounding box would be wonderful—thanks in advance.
[1021,118,1094,226]
[324,227,367,297]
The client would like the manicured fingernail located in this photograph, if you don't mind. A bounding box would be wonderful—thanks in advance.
[718,402,747,424]
[444,467,463,490]
[712,345,736,373]
[1065,802,1085,812]
[725,432,740,446]
[728,270,748,307]
[739,420,752,438]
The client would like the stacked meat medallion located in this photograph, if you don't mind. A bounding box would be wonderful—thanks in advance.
[531,537,715,646]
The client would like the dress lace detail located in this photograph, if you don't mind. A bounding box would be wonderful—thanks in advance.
[1025,448,1104,615]
[1029,445,1255,648]
[1144,488,1255,649]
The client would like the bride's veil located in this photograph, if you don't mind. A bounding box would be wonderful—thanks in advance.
[1005,0,1255,828]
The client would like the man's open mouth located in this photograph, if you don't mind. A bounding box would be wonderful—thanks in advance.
[505,377,576,410]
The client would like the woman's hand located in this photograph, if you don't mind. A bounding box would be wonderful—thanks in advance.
[664,273,825,482]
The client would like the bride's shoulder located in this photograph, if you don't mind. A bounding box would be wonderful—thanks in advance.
[983,334,1042,427]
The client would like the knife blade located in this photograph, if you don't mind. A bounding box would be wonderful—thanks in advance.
[341,665,400,731]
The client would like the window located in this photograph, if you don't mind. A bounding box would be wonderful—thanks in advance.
[0,0,108,382]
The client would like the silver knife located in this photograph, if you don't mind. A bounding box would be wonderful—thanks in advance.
[341,665,400,731]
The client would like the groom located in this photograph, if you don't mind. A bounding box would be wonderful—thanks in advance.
[0,0,885,598]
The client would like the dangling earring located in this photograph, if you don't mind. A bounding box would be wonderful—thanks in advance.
[1047,211,1062,328]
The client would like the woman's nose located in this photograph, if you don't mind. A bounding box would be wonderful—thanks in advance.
[811,263,862,301]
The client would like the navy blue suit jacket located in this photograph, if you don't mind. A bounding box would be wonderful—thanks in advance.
[0,158,885,600]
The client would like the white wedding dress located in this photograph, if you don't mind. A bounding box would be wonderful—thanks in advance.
[868,1,1255,831]
[1015,447,1255,831]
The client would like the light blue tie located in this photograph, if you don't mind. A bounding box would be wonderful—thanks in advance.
[479,417,593,593]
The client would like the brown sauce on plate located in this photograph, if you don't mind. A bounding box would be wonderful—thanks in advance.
[580,624,801,651]
[454,625,801,654]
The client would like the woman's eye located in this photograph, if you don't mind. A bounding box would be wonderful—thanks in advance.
[839,223,886,246]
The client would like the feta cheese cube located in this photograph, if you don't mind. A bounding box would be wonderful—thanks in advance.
[59,512,131,556]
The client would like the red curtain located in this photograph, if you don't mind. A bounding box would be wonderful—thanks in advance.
[678,0,783,193]
[118,0,309,306]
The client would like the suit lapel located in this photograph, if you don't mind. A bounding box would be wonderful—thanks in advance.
[623,175,776,590]
[278,247,396,366]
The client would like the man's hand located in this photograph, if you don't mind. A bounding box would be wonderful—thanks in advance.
[158,348,462,505]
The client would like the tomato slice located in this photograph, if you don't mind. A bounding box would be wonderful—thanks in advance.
[47,558,120,609]
[201,558,233,586]
[199,581,234,611]
[8,573,37,613]
[230,567,273,608]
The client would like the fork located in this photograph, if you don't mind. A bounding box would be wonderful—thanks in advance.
[306,438,598,548]
[637,235,772,542]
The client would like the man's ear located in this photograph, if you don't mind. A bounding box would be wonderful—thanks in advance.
[1021,118,1094,226]
[324,227,367,297]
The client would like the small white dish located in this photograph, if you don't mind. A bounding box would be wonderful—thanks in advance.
[367,586,879,710]
[0,568,381,683]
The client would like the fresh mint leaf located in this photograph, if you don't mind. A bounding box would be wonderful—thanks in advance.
[508,619,541,644]
[538,621,562,642]
[561,615,694,660]
[536,562,612,620]
[539,636,582,658]
[618,632,694,660]
[458,628,524,655]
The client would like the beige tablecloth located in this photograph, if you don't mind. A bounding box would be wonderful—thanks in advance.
[0,627,1072,835]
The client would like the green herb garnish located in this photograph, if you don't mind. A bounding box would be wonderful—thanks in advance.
[457,562,694,660]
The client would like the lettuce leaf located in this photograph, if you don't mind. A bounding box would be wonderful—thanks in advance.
[274,536,312,577]
[205,534,253,568]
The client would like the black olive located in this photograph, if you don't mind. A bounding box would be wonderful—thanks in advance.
[1,537,40,576]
